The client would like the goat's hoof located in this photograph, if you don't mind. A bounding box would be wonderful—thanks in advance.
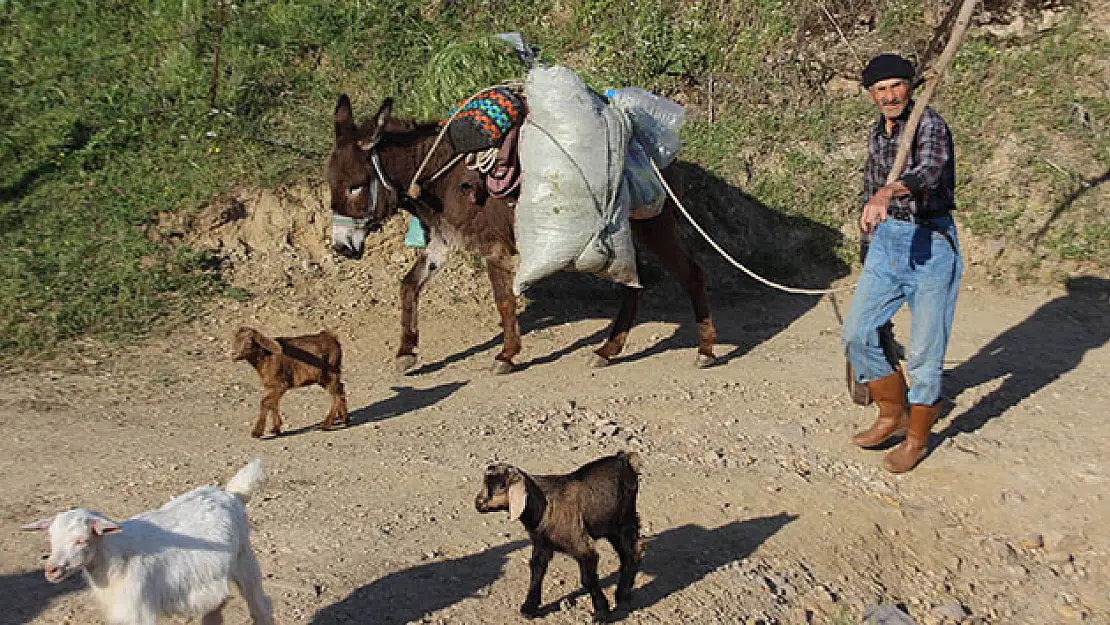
[490,360,514,375]
[395,354,418,374]
[269,428,282,437]
[520,603,540,618]
[592,608,612,623]
[695,353,718,369]
[588,353,611,369]
[250,430,264,439]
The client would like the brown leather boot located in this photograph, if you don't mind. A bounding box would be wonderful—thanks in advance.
[851,370,908,448]
[883,402,940,473]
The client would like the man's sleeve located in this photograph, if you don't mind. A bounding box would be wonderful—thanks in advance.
[899,111,950,195]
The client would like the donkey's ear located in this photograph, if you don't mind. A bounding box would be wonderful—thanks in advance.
[357,98,393,151]
[334,94,355,133]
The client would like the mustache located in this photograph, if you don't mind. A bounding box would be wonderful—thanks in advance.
[881,97,904,106]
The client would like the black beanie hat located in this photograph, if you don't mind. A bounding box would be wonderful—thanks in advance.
[861,54,915,88]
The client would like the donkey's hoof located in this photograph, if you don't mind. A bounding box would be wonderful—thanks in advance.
[695,353,718,369]
[395,354,419,374]
[588,353,611,369]
[490,360,514,375]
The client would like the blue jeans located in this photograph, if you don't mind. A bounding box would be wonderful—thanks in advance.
[842,215,963,406]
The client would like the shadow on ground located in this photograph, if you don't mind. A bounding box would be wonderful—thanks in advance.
[526,513,799,620]
[631,513,799,612]
[936,276,1110,445]
[310,541,528,625]
[278,382,468,436]
[0,570,82,625]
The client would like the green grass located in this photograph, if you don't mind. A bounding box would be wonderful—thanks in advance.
[1,0,1107,358]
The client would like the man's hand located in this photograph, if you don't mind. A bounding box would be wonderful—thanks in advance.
[861,188,891,234]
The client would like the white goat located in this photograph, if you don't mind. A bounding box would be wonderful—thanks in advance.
[21,459,273,625]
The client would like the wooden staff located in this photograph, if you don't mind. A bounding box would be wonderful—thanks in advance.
[885,0,978,184]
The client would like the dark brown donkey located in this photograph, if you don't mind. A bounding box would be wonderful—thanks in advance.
[327,94,717,374]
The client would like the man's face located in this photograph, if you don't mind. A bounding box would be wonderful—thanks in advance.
[869,78,911,120]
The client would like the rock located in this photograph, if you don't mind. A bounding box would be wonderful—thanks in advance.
[597,423,619,437]
[987,239,1005,258]
[812,584,837,604]
[993,541,1021,564]
[1015,532,1043,549]
[928,602,968,623]
[1055,605,1080,619]
[1044,532,1086,555]
[1005,564,1028,578]
[864,604,919,625]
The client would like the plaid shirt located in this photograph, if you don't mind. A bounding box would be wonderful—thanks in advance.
[862,101,956,221]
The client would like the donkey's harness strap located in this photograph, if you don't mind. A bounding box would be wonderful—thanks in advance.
[371,146,395,194]
[332,214,371,229]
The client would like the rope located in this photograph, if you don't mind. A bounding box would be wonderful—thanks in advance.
[650,159,853,296]
[465,147,500,174]
[429,153,465,183]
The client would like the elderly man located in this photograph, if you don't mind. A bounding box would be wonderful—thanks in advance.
[842,53,963,473]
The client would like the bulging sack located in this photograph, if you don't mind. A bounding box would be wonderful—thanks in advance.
[605,86,685,168]
[513,65,640,296]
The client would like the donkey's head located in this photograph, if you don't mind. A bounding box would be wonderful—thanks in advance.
[326,94,401,259]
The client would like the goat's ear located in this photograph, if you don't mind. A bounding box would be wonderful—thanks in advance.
[255,332,282,356]
[357,97,393,151]
[507,476,528,521]
[90,518,121,536]
[20,518,53,531]
[335,94,355,134]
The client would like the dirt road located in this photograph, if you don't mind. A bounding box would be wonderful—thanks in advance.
[2,245,1107,625]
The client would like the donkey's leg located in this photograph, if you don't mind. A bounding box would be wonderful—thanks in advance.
[633,208,718,368]
[589,284,642,368]
[485,255,521,374]
[396,241,447,373]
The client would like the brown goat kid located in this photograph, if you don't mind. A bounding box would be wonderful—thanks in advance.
[231,327,349,438]
[475,452,645,621]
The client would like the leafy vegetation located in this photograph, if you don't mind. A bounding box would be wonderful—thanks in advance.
[1,0,1106,357]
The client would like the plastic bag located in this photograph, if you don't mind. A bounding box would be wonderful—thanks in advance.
[513,65,640,295]
[605,87,685,168]
[623,138,666,220]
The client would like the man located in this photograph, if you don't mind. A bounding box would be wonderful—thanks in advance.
[842,53,963,473]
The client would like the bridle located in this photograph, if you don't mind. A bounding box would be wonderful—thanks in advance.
[333,139,396,233]
[333,128,458,236]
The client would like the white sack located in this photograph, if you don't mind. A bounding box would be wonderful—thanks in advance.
[513,65,640,296]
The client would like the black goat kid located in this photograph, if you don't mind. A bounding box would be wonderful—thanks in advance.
[475,452,645,621]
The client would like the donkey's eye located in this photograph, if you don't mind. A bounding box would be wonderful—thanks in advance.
[74,538,86,545]
[349,184,364,195]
